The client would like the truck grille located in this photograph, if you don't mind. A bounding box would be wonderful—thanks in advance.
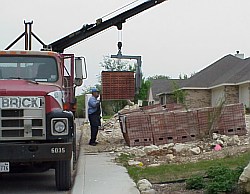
[0,97,46,141]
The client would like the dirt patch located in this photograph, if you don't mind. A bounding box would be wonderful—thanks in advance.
[153,183,204,194]
[81,118,126,153]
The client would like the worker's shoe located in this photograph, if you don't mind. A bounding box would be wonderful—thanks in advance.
[89,142,97,146]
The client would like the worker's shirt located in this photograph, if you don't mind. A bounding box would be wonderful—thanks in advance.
[88,96,100,115]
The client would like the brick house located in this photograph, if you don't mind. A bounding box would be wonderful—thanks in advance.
[151,53,250,108]
[181,54,250,108]
[148,79,186,105]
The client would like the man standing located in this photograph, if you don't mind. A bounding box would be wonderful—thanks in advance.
[88,88,101,146]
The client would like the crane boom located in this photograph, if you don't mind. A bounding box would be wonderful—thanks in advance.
[49,0,166,53]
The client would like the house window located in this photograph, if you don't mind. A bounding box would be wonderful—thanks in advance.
[149,101,154,105]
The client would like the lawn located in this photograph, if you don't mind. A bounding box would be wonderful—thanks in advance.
[118,151,250,183]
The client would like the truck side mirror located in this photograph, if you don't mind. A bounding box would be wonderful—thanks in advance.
[75,57,87,86]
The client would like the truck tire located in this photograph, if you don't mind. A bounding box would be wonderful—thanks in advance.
[55,160,72,191]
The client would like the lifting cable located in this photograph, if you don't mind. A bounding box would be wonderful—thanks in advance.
[116,30,123,65]
[65,0,144,51]
[101,0,141,19]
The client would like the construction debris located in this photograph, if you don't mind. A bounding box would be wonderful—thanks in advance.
[214,144,222,151]
[143,145,160,154]
[128,160,143,166]
[137,179,153,192]
[190,147,201,155]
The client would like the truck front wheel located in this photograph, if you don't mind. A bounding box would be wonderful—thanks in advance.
[55,160,72,191]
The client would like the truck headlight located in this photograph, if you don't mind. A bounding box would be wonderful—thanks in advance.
[54,121,66,133]
[51,118,68,135]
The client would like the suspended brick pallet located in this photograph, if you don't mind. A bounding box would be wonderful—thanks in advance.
[101,71,135,100]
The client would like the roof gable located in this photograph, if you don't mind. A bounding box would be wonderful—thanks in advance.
[183,55,245,88]
[226,58,250,84]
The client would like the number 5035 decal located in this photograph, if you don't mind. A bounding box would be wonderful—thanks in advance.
[51,147,66,154]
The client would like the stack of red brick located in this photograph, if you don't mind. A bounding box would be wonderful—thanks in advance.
[142,104,165,113]
[119,103,247,146]
[197,104,246,136]
[150,111,199,145]
[119,112,153,146]
[165,103,185,111]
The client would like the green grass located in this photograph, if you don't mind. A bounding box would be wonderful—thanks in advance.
[102,115,113,120]
[121,151,250,183]
[116,153,134,165]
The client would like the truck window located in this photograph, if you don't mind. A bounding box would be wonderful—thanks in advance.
[0,56,58,82]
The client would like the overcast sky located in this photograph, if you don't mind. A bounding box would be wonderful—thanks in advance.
[1,0,250,95]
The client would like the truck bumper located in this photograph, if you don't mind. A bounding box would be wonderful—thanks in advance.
[0,142,72,162]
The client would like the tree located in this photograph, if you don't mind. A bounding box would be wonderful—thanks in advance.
[172,81,187,105]
[179,72,196,79]
[179,73,188,80]
[190,72,196,77]
[148,75,170,80]
[100,56,134,71]
[135,78,151,101]
[76,94,85,118]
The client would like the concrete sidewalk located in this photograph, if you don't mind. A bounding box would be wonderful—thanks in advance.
[72,151,140,194]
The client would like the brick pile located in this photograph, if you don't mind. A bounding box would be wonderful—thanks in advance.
[165,103,185,111]
[119,103,247,146]
[197,107,216,136]
[143,104,165,113]
[119,112,153,146]
[197,104,247,136]
[216,104,246,135]
[151,112,177,145]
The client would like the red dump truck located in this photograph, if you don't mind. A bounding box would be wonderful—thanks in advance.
[0,50,83,190]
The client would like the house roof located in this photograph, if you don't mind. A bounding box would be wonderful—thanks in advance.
[182,54,250,88]
[151,79,186,100]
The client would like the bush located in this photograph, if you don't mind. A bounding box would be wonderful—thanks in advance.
[186,165,244,194]
[206,165,233,179]
[76,95,85,118]
[205,165,243,194]
[186,175,205,190]
[205,178,235,194]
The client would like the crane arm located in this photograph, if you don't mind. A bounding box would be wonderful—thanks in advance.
[49,0,166,53]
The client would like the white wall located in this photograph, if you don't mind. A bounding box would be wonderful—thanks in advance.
[239,83,249,108]
[148,88,154,104]
[85,94,92,122]
[211,86,225,106]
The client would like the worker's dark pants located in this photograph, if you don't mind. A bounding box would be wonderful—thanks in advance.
[89,114,101,144]
[90,125,98,144]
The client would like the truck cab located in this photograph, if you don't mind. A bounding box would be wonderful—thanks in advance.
[0,50,83,191]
